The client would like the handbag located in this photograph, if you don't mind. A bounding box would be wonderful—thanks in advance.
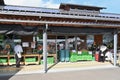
[17,53,22,58]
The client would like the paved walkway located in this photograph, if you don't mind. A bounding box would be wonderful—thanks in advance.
[0,61,120,80]
[0,61,116,74]
[14,68,120,80]
[1,66,120,80]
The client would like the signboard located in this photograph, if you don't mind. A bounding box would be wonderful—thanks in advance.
[22,42,29,47]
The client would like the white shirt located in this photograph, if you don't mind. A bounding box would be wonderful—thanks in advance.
[105,51,113,60]
[14,44,23,54]
[100,45,107,52]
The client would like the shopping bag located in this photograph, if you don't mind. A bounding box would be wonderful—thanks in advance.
[101,53,104,56]
[17,53,22,58]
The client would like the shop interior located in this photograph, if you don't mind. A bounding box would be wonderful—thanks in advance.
[0,30,114,66]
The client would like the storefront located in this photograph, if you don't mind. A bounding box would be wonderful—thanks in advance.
[0,1,120,72]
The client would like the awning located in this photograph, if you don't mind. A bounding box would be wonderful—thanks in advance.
[0,24,39,35]
[48,26,115,34]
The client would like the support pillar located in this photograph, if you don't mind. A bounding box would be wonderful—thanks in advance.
[43,24,48,73]
[65,36,68,50]
[55,35,58,63]
[114,31,118,66]
[75,36,77,51]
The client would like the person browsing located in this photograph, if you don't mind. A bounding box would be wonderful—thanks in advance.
[14,42,23,68]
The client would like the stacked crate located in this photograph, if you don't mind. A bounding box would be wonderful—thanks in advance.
[25,57,36,62]
[0,58,7,64]
[41,57,54,64]
[70,51,93,62]
[77,51,92,61]
[9,58,16,63]
[47,57,54,64]
[70,52,78,62]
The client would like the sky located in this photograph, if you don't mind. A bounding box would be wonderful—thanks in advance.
[4,0,120,14]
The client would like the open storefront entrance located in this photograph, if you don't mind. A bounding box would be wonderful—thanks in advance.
[0,24,118,73]
[42,26,118,72]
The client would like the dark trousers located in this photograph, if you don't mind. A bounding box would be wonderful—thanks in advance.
[15,54,21,67]
[99,51,105,62]
[100,56,105,62]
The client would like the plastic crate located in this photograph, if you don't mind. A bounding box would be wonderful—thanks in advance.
[10,59,16,62]
[65,50,70,62]
[60,50,65,62]
[70,56,77,62]
[70,53,78,62]
[0,59,7,63]
[41,57,54,64]
[25,58,36,62]
[92,57,95,61]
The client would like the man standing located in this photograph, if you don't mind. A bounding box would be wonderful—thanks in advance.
[99,44,107,62]
[14,42,23,68]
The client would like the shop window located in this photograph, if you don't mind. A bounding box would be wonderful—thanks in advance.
[87,35,94,51]
[103,33,113,49]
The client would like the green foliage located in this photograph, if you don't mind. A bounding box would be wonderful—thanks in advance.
[37,33,42,39]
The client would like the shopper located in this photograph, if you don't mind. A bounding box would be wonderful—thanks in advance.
[91,42,97,57]
[105,50,113,62]
[99,44,107,62]
[14,42,23,68]
[37,44,43,54]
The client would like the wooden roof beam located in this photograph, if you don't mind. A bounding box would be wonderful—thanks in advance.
[0,18,120,28]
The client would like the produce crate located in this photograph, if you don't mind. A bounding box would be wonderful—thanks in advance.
[77,56,83,60]
[10,58,16,62]
[47,57,54,64]
[92,57,95,61]
[0,59,7,63]
[41,57,54,64]
[25,58,36,62]
[70,53,78,62]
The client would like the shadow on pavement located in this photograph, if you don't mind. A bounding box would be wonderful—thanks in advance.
[116,64,120,67]
[109,60,120,67]
[47,62,58,72]
[0,65,22,80]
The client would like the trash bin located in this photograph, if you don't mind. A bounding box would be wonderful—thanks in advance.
[95,52,99,61]
[60,49,70,62]
[60,50,65,62]
[65,49,70,62]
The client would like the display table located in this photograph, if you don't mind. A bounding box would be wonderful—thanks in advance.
[39,53,57,64]
[0,53,57,65]
[0,54,24,65]
[0,54,9,65]
[23,54,40,65]
[70,51,93,62]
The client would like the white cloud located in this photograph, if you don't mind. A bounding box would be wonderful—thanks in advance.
[42,0,59,8]
[4,0,43,7]
[4,0,59,8]
[68,0,76,3]
[4,0,24,5]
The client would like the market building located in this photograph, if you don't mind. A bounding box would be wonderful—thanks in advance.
[0,0,120,72]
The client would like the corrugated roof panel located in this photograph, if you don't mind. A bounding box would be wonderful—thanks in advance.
[1,5,120,20]
[4,5,60,13]
[99,13,120,18]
